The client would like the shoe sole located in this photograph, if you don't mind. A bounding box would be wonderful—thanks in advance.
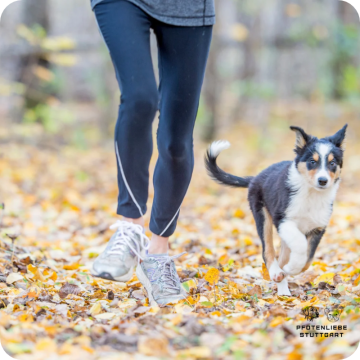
[136,265,158,307]
[91,265,134,282]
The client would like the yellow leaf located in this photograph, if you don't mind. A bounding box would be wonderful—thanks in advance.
[287,349,303,360]
[312,261,328,272]
[17,313,34,322]
[176,346,211,359]
[41,36,76,51]
[33,66,53,82]
[219,254,229,265]
[182,278,198,292]
[233,208,245,218]
[35,338,57,352]
[204,267,220,285]
[269,316,285,327]
[81,345,95,354]
[353,274,360,286]
[89,302,102,316]
[63,263,80,270]
[313,273,335,285]
[262,263,271,281]
[43,268,58,281]
[47,54,77,67]
[28,264,46,281]
[244,237,253,246]
[210,310,221,317]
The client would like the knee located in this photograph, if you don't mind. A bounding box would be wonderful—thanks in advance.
[125,89,158,118]
[159,140,191,162]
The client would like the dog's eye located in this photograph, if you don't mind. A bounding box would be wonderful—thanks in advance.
[330,161,336,166]
[310,159,317,165]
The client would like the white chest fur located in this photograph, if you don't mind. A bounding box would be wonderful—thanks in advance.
[286,163,339,234]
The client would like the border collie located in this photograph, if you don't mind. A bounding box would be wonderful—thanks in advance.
[205,125,347,295]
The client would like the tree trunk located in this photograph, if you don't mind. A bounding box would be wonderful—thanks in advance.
[17,0,50,119]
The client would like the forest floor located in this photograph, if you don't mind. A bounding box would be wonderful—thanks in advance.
[1,109,360,360]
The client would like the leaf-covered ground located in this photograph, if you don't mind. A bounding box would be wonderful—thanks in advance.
[1,110,360,359]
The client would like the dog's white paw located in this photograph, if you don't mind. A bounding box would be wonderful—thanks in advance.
[272,270,286,282]
[277,278,291,296]
[269,261,286,283]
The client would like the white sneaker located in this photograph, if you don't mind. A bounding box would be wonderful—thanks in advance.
[91,220,149,282]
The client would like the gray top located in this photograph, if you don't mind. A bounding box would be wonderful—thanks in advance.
[91,0,215,26]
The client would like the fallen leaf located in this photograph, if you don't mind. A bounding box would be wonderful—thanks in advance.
[248,285,262,298]
[333,274,342,285]
[94,312,116,320]
[176,346,211,359]
[107,290,114,300]
[353,274,360,286]
[27,264,46,281]
[313,272,335,285]
[63,263,80,270]
[6,273,23,284]
[35,338,57,352]
[138,336,169,357]
[269,304,287,317]
[58,283,81,299]
[89,302,102,316]
[262,263,271,281]
[204,267,220,285]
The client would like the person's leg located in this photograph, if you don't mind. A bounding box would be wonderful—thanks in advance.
[136,23,212,305]
[92,0,157,281]
[95,0,158,222]
[149,23,213,250]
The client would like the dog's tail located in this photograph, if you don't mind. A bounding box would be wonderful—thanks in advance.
[205,140,254,188]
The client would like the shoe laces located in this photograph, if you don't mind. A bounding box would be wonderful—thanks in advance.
[108,220,150,261]
[148,252,186,292]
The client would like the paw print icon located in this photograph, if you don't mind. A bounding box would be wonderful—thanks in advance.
[325,307,342,322]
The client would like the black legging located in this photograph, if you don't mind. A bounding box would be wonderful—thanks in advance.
[94,0,212,236]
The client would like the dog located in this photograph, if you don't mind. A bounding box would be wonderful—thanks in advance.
[205,125,347,295]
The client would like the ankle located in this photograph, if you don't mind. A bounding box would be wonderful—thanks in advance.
[148,234,169,254]
[123,216,144,227]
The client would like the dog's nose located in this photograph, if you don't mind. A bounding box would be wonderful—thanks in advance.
[318,177,328,186]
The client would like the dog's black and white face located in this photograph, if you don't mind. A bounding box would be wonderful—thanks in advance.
[290,125,347,191]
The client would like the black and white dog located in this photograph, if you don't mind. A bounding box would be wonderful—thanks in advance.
[205,125,347,295]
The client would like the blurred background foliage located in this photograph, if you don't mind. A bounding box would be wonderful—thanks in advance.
[0,0,359,148]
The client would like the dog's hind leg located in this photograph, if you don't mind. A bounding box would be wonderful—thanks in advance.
[253,206,285,283]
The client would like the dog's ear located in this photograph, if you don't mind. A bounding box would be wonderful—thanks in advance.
[328,124,347,150]
[290,126,312,150]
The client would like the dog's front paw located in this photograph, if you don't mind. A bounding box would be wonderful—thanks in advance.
[272,271,286,283]
[269,261,286,283]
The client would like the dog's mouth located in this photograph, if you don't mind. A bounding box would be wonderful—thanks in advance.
[315,184,329,191]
